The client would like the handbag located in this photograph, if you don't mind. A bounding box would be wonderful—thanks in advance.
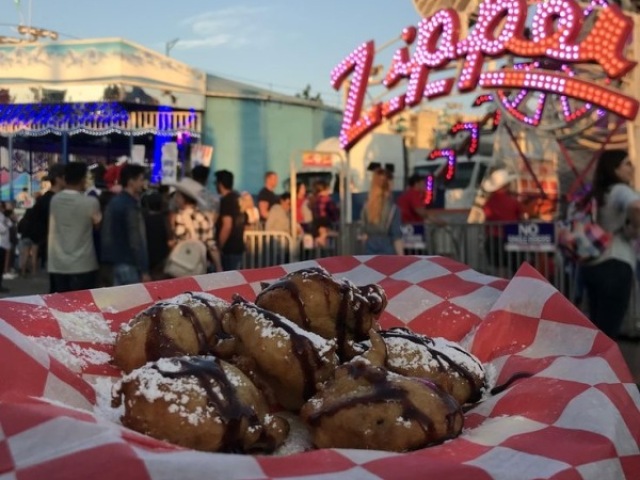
[557,197,612,264]
[164,212,208,277]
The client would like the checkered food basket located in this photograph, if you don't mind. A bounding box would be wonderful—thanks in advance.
[1,256,639,479]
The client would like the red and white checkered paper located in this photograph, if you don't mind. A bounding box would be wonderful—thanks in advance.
[1,255,639,480]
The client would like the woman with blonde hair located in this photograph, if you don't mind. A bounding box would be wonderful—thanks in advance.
[360,168,403,255]
[240,191,260,230]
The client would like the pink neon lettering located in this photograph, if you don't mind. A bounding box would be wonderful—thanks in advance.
[456,0,527,91]
[332,0,638,150]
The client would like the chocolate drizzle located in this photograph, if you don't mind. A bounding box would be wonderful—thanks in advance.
[143,292,226,362]
[153,356,261,453]
[306,361,463,446]
[379,327,483,402]
[490,371,533,395]
[232,295,325,400]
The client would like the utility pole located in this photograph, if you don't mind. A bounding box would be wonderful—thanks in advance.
[165,38,179,57]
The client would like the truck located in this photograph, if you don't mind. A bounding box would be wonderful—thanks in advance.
[287,132,407,195]
[285,132,407,221]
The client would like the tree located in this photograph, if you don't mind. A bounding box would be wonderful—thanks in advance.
[295,84,323,104]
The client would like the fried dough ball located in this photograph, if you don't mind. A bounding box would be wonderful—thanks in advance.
[113,292,231,373]
[360,327,485,405]
[255,267,387,360]
[112,356,289,453]
[225,296,339,411]
[300,332,463,452]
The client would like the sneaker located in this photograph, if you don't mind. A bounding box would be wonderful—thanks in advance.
[2,272,17,280]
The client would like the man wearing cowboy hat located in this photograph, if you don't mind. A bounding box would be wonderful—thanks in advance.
[168,177,222,274]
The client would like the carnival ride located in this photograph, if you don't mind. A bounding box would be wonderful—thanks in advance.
[400,0,640,218]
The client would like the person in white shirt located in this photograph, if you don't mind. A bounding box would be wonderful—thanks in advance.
[48,162,102,293]
[580,150,640,338]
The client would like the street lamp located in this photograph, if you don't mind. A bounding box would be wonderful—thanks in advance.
[165,38,179,57]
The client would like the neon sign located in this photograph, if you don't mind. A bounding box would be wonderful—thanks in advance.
[331,0,638,150]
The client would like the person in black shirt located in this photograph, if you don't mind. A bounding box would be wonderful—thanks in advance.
[257,171,279,222]
[214,170,245,271]
[31,163,66,291]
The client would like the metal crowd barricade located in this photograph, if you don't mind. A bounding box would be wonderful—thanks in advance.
[242,230,341,269]
[240,222,640,336]
[243,230,295,269]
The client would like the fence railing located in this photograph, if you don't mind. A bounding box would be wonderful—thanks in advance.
[242,221,640,337]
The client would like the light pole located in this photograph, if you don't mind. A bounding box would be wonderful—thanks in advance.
[165,38,179,57]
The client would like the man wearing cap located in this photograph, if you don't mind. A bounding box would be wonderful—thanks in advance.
[31,163,66,290]
[101,164,150,285]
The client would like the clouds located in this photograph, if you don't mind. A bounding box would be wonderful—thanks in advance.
[177,6,271,50]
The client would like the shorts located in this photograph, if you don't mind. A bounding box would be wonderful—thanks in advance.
[18,238,35,250]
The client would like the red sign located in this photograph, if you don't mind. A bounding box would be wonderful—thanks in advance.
[302,151,334,168]
[332,0,638,150]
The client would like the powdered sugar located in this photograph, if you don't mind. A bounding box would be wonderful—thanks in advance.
[119,358,217,425]
[50,309,115,343]
[91,375,124,424]
[29,336,111,372]
[273,412,314,455]
[120,292,229,333]
[237,302,336,358]
[372,333,484,380]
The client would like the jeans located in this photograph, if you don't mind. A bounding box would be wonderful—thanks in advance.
[113,263,142,286]
[221,254,243,272]
[0,247,5,287]
[581,258,633,338]
[50,270,98,293]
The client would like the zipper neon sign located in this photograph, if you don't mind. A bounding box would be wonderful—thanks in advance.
[331,0,638,150]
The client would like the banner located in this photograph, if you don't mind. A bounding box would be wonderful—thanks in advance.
[161,142,178,184]
[190,144,214,167]
[131,145,146,165]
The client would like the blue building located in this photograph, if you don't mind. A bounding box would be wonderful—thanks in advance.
[204,75,341,194]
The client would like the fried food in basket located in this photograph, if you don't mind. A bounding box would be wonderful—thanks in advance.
[255,266,387,360]
[361,327,485,405]
[112,356,289,453]
[225,296,339,411]
[300,332,464,451]
[113,292,231,373]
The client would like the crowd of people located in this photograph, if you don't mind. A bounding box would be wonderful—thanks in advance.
[0,164,350,295]
[2,153,638,343]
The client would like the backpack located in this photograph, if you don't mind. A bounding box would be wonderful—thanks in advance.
[556,197,612,263]
[164,239,207,278]
[163,212,207,278]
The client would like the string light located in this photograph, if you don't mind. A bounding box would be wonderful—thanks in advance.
[0,102,200,137]
[449,122,480,155]
[424,149,457,206]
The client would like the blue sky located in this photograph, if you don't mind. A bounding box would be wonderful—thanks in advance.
[3,0,422,107]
